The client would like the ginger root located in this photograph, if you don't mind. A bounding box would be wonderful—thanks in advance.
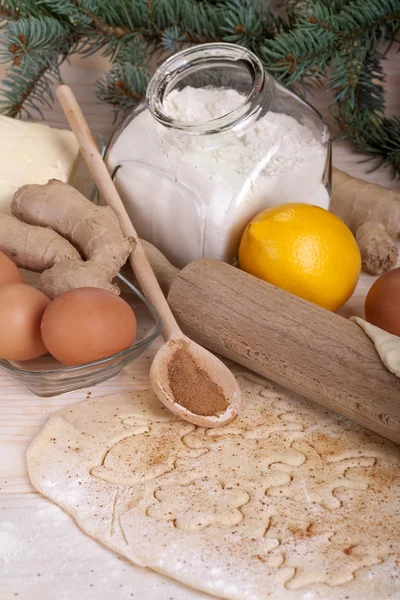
[0,213,80,271]
[0,180,134,299]
[38,257,121,299]
[12,179,133,279]
[331,168,400,275]
[0,212,122,299]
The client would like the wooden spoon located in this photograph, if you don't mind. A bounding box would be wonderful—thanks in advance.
[56,85,241,428]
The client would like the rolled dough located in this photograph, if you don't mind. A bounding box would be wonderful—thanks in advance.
[0,496,210,600]
[27,371,400,600]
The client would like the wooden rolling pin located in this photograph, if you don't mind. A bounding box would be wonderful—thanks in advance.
[142,241,400,444]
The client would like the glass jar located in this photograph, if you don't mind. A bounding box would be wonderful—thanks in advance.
[107,43,331,269]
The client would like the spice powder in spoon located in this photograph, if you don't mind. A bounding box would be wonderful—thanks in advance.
[167,342,229,416]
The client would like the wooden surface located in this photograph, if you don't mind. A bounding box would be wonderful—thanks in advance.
[1,50,400,599]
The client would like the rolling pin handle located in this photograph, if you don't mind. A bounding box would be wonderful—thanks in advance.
[141,239,180,295]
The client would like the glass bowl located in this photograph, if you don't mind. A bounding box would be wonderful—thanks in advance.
[0,274,162,397]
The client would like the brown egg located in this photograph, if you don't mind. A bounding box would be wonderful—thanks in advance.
[365,267,400,337]
[0,250,23,284]
[41,287,137,366]
[0,283,50,361]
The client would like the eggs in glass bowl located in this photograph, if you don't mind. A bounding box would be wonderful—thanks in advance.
[0,262,161,396]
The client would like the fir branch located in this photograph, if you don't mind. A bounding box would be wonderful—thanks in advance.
[97,62,150,108]
[36,0,93,28]
[97,38,150,108]
[70,0,128,36]
[0,59,61,116]
[62,0,223,46]
[261,0,400,86]
[0,15,74,116]
[0,1,40,20]
[337,114,400,174]
[0,6,15,19]
[0,0,399,175]
[0,16,71,66]
[221,0,277,51]
[332,47,396,171]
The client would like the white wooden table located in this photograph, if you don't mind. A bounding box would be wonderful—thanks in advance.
[0,51,399,599]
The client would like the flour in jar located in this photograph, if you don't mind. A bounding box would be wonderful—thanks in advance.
[107,86,330,268]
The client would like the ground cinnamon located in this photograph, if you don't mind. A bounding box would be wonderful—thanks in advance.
[168,342,228,416]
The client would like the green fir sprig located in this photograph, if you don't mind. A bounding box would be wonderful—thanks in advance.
[0,0,399,174]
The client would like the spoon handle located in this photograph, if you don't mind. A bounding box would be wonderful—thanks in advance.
[56,85,181,340]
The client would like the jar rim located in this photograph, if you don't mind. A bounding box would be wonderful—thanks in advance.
[146,43,267,135]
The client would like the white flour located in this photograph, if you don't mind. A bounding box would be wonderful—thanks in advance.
[107,87,329,268]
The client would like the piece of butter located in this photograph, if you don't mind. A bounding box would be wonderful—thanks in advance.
[0,115,80,213]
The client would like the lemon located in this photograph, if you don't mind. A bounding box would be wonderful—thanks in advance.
[239,203,361,311]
